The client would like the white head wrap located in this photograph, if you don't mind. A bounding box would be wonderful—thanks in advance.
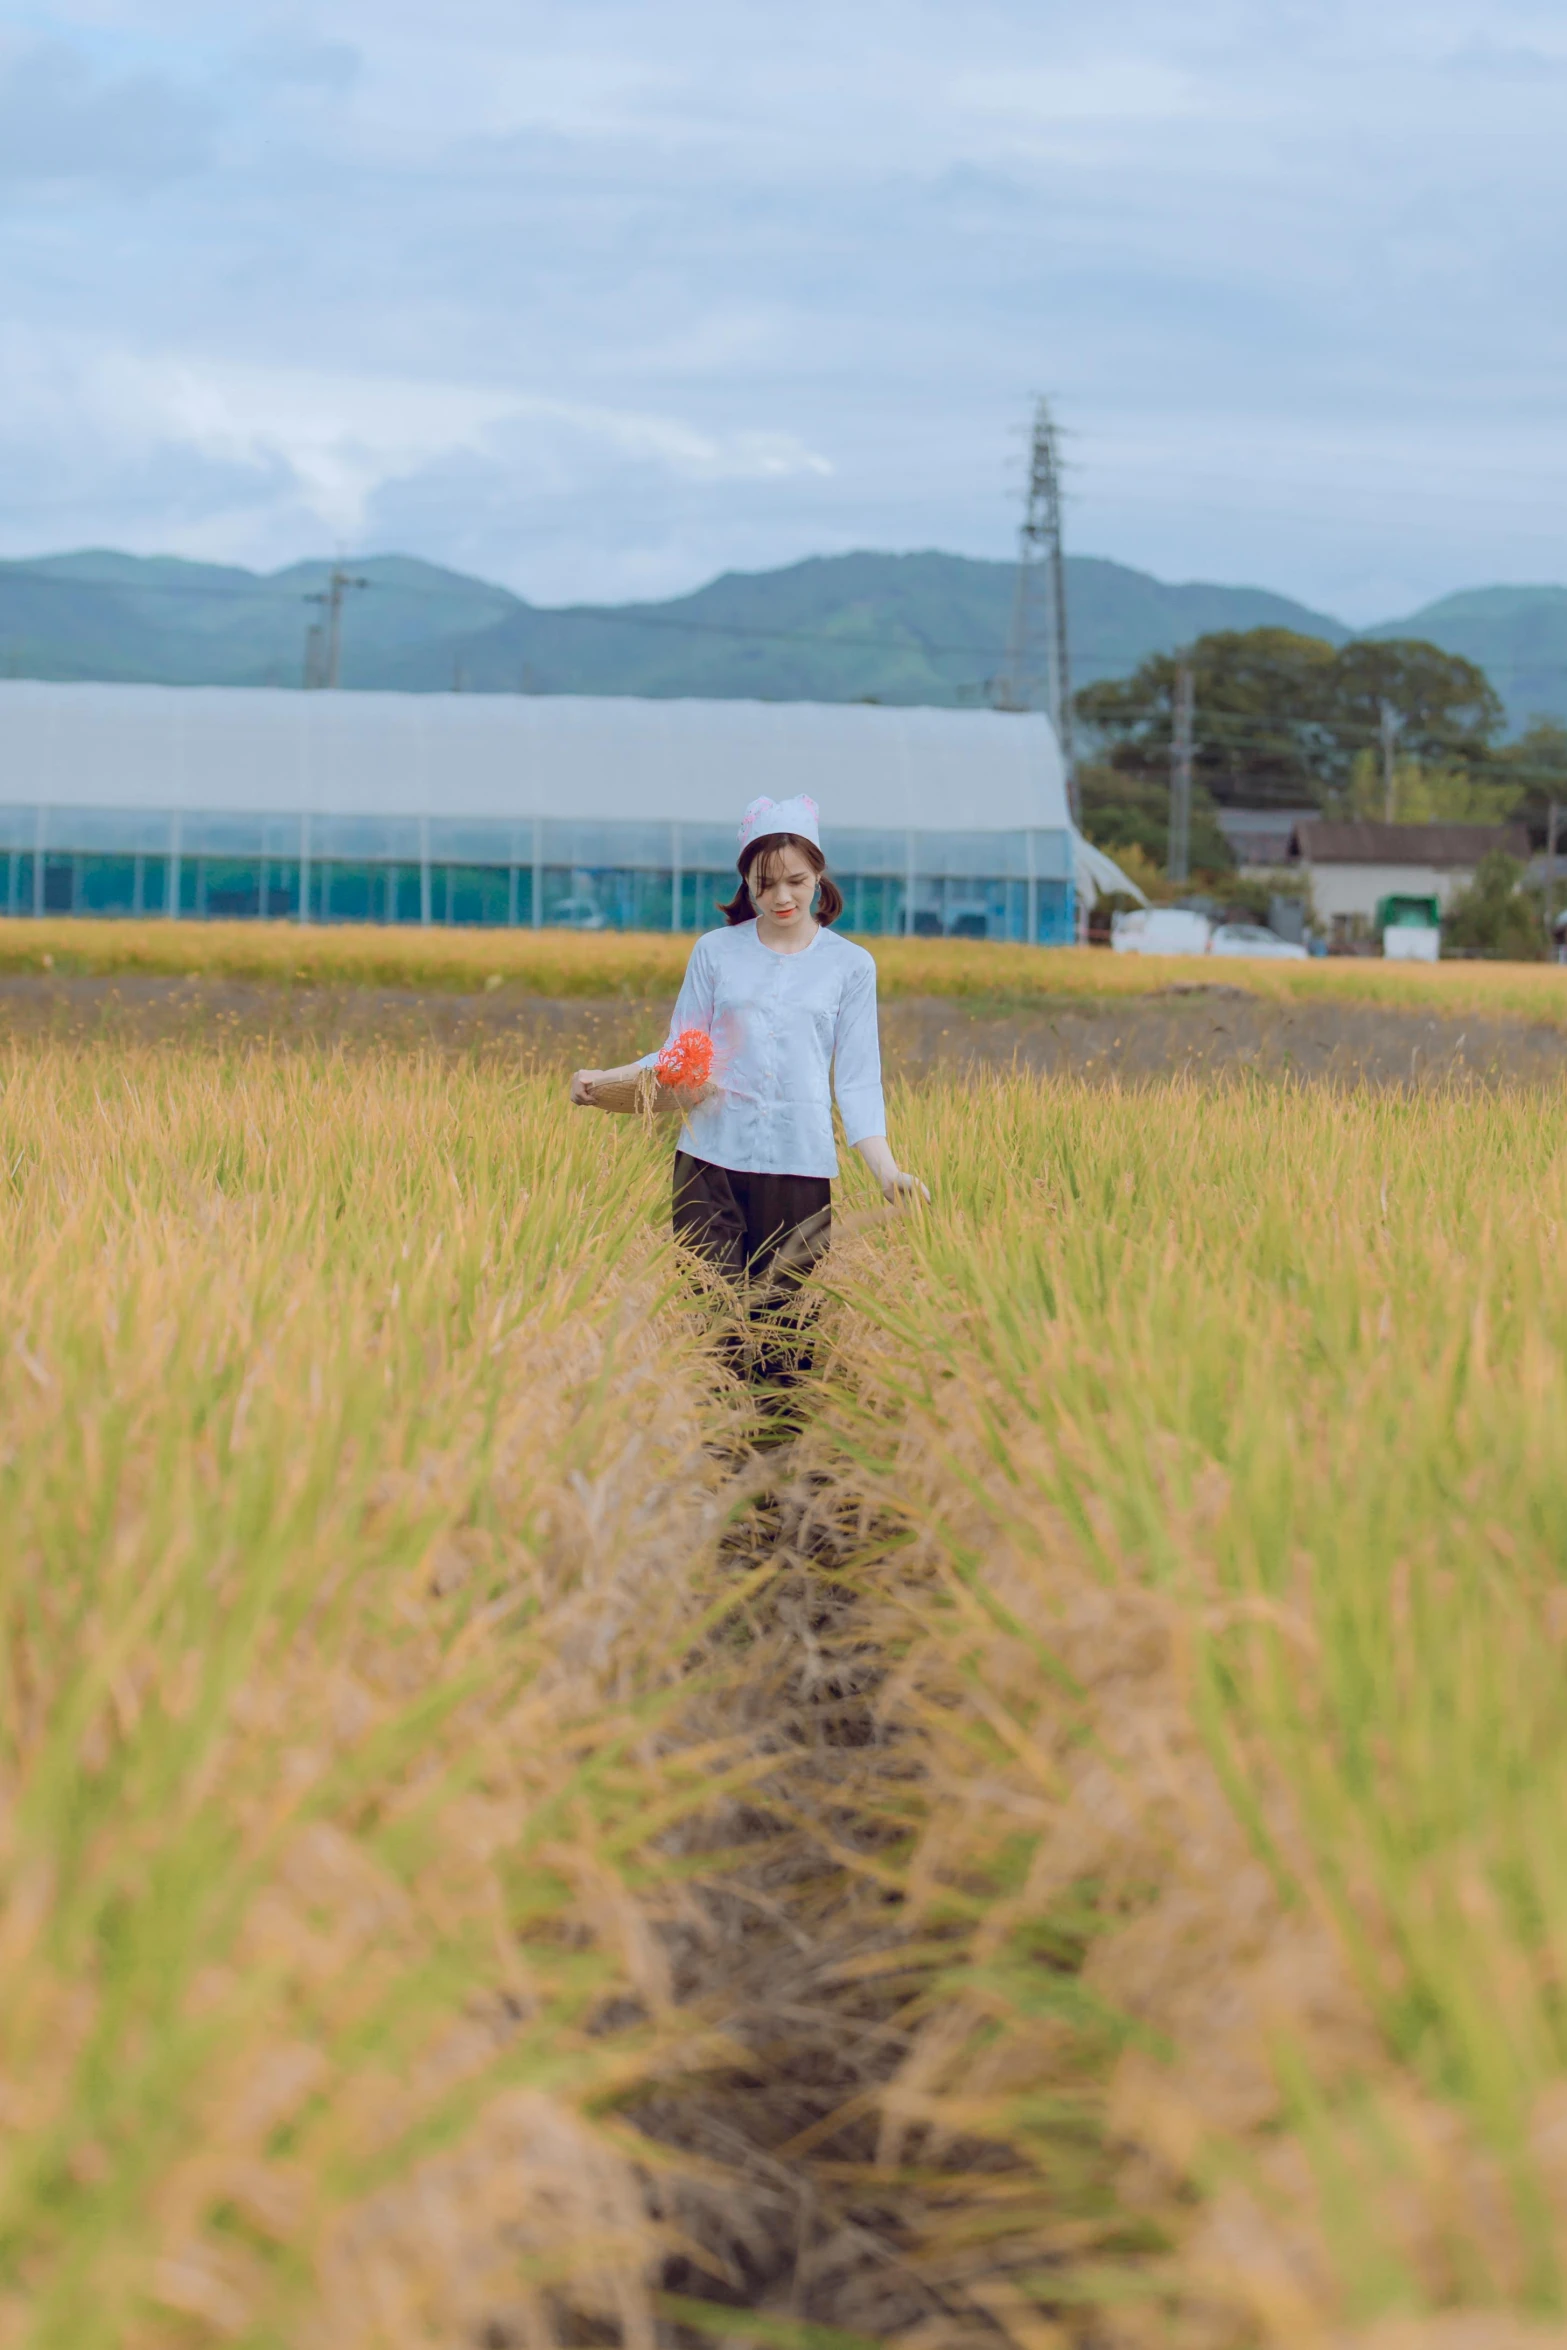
[738,794,821,855]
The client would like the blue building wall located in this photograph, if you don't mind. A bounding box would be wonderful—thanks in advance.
[0,811,1077,943]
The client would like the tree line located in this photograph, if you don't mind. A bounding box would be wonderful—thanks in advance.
[1075,626,1567,878]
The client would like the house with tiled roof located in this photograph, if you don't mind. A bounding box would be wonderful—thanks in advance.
[1287,819,1529,940]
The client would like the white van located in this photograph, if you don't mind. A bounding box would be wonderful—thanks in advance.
[1110,908,1213,957]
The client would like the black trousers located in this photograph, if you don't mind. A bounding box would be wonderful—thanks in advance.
[673,1152,831,1390]
[672,1152,831,1283]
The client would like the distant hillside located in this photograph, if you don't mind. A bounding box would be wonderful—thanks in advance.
[0,545,1560,726]
[0,547,1348,708]
[0,552,514,688]
[1368,585,1567,730]
[367,552,1350,705]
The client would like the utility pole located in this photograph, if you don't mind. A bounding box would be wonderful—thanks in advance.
[302,567,369,690]
[1379,698,1400,822]
[1169,661,1194,886]
[1548,800,1561,958]
[998,397,1078,821]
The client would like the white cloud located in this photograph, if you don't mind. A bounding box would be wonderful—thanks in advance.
[2,1,1565,614]
[0,328,832,559]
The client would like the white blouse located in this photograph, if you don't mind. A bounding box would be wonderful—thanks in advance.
[641,922,886,1179]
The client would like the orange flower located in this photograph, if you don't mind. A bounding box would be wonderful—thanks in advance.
[654,1028,715,1089]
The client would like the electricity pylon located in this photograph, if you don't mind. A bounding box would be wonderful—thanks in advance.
[302,567,369,690]
[998,398,1077,821]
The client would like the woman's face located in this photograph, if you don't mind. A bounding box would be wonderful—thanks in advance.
[750,848,817,926]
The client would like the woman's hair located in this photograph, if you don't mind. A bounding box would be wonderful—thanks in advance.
[720,831,845,927]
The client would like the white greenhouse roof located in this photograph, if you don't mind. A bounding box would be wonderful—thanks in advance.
[0,682,1071,838]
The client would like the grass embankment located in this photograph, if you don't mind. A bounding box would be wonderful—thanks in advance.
[3,918,1566,1025]
[0,1052,750,2350]
[809,1079,1567,2345]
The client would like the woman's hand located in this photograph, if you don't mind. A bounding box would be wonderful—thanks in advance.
[570,1069,602,1107]
[854,1134,930,1205]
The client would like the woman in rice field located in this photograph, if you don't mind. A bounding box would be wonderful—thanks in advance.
[569,793,925,1388]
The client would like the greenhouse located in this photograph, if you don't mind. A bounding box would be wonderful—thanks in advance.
[0,683,1131,940]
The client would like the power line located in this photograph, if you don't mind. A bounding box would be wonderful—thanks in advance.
[1080,741,1567,784]
[1076,700,1557,745]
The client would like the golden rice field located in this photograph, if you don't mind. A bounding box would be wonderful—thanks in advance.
[816,1078,1567,2349]
[0,1054,749,2350]
[2,914,1567,1025]
[6,1029,1567,2348]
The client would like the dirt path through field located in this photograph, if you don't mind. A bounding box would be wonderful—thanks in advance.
[644,1459,956,2340]
[4,971,1567,1085]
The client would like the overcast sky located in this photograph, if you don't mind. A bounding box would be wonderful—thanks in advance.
[2,1,1564,620]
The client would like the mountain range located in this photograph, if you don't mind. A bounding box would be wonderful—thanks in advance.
[1,548,1563,731]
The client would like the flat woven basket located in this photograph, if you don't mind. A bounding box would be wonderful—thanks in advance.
[590,1072,685,1116]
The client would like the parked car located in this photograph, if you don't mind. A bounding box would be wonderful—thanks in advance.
[1209,922,1308,961]
[1110,908,1213,956]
